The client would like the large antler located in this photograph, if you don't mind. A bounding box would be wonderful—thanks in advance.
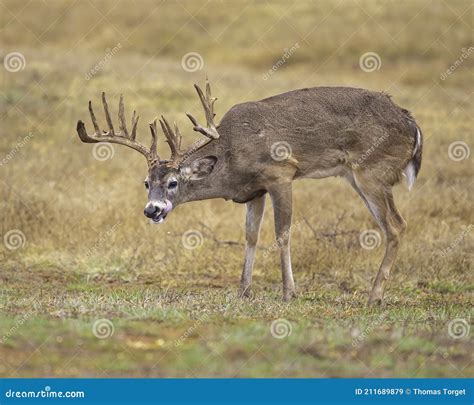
[159,79,220,168]
[186,78,220,140]
[76,93,159,166]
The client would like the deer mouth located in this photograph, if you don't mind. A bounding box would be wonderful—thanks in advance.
[150,200,173,224]
[151,213,167,224]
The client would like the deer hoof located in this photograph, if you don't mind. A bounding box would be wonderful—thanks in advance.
[238,286,253,299]
[283,289,297,302]
[367,295,383,307]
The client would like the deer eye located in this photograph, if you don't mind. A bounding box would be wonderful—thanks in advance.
[168,180,178,189]
[144,181,149,190]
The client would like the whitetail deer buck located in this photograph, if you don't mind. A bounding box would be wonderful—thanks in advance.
[77,79,422,305]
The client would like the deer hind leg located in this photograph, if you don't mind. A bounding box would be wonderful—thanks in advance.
[386,191,407,238]
[239,194,266,297]
[268,183,296,301]
[347,172,406,306]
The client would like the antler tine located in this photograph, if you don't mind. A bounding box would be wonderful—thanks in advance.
[102,92,115,135]
[118,95,129,137]
[88,100,100,135]
[185,78,219,140]
[159,116,179,158]
[130,110,139,140]
[173,121,182,151]
[195,84,213,128]
[205,77,217,120]
[149,118,158,162]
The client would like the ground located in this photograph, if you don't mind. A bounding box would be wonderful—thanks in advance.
[0,0,472,377]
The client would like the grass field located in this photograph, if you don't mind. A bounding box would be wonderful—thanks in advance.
[0,0,472,377]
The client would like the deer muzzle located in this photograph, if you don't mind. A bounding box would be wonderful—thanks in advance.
[144,199,173,224]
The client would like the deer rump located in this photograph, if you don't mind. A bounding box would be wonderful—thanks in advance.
[217,86,423,191]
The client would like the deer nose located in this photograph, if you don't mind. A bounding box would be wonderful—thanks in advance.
[144,203,160,218]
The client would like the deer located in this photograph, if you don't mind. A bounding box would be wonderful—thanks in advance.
[76,79,423,305]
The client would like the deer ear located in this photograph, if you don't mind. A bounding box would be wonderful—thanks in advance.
[183,156,217,180]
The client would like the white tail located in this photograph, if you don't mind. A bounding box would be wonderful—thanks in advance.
[404,127,422,191]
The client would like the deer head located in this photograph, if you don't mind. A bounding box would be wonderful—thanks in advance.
[76,79,220,223]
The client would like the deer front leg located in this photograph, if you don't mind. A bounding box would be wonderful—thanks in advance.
[269,183,296,301]
[239,194,266,297]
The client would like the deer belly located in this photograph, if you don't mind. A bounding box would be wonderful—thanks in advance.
[299,164,347,179]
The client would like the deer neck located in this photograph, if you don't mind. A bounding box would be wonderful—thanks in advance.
[180,138,234,203]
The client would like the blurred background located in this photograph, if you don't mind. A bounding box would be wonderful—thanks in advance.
[0,0,472,377]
